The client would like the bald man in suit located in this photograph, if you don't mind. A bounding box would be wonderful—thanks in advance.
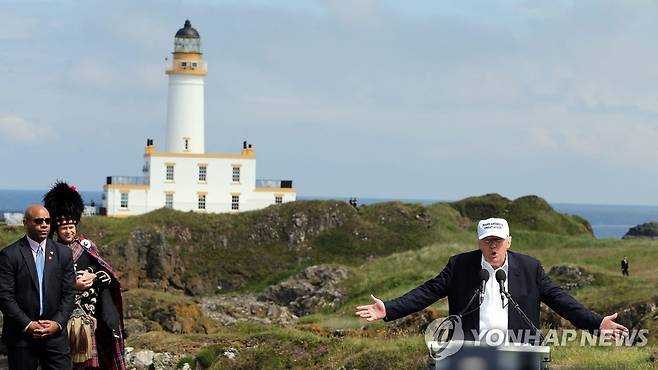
[0,205,75,370]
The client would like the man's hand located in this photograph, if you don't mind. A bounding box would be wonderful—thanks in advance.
[355,294,387,321]
[76,270,95,291]
[26,321,44,337]
[599,312,629,340]
[33,320,60,338]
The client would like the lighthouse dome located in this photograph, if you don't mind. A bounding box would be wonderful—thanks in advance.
[175,20,200,39]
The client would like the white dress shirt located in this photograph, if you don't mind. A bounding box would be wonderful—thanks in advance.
[479,253,509,334]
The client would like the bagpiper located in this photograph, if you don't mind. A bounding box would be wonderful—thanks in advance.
[44,181,126,370]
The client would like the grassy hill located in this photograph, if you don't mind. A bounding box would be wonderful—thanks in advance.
[1,195,655,369]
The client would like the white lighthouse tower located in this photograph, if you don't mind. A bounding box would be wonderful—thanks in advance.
[102,20,296,217]
[165,20,206,153]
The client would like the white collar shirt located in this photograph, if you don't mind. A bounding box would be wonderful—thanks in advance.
[479,253,509,334]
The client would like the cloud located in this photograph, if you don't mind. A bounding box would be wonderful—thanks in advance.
[0,114,56,144]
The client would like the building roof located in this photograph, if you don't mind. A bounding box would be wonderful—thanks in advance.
[175,20,200,39]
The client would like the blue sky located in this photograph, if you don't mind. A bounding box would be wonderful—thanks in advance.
[3,0,658,205]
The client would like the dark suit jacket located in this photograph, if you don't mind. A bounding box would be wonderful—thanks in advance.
[0,236,75,348]
[384,250,602,340]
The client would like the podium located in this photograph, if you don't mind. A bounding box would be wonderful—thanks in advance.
[428,340,550,370]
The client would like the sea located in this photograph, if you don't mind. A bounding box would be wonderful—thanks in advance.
[1,190,656,239]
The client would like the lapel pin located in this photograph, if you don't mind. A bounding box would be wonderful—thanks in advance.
[48,256,53,260]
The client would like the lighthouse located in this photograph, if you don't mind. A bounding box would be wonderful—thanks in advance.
[103,20,296,217]
[165,20,206,153]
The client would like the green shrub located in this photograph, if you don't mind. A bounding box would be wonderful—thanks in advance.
[176,356,194,369]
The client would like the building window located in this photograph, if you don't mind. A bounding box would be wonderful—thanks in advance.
[184,138,189,151]
[165,193,174,208]
[192,62,198,68]
[120,192,129,208]
[198,194,206,210]
[231,195,239,210]
[232,167,240,182]
[198,165,207,182]
[181,61,188,67]
[275,196,283,204]
[166,165,174,181]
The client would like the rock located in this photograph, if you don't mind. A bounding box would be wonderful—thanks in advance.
[153,352,179,370]
[124,319,147,336]
[623,222,658,239]
[223,347,238,360]
[549,264,594,290]
[200,294,297,325]
[130,350,154,369]
[123,291,216,334]
[200,264,349,323]
[182,364,192,370]
[259,264,349,316]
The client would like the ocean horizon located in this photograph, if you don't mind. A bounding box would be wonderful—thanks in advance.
[1,189,656,239]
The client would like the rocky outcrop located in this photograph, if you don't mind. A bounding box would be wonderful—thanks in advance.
[623,222,658,239]
[259,264,349,316]
[548,264,594,290]
[201,264,349,324]
[200,294,297,326]
[122,289,217,336]
[94,202,362,295]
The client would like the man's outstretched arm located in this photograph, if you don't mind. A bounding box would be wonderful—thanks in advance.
[538,263,628,339]
[355,257,454,322]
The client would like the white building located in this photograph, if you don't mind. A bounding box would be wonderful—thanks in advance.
[103,20,296,216]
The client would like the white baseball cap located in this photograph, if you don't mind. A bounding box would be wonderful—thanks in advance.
[477,218,510,240]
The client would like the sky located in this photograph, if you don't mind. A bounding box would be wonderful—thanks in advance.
[3,0,658,205]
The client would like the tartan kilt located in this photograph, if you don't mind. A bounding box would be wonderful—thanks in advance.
[96,325,127,370]
[80,333,99,368]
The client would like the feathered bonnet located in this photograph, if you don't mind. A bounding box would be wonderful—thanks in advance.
[43,181,84,229]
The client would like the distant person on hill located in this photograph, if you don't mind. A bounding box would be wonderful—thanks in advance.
[44,182,126,370]
[0,205,75,369]
[355,218,629,342]
[621,257,629,277]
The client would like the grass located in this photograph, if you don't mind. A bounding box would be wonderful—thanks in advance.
[551,343,657,370]
[0,225,23,246]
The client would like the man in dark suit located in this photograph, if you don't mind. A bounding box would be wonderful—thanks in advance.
[0,205,76,369]
[356,218,628,341]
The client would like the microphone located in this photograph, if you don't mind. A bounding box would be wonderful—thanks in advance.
[495,269,507,308]
[478,269,489,304]
[458,269,490,318]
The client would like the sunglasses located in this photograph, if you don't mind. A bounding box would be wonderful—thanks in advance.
[31,218,51,225]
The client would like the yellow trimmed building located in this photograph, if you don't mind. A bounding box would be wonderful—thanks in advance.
[102,20,296,216]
